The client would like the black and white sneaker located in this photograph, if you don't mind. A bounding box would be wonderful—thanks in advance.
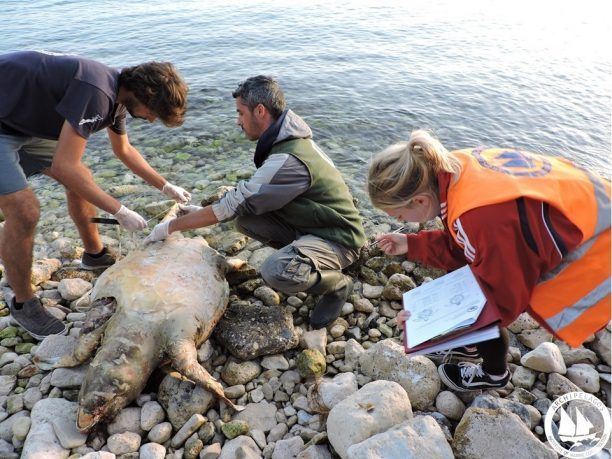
[80,247,116,270]
[438,362,509,392]
[426,346,481,363]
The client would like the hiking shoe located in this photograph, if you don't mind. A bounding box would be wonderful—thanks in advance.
[438,362,510,392]
[309,272,353,329]
[426,346,481,363]
[10,296,67,340]
[80,247,116,270]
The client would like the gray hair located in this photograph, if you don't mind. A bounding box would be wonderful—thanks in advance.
[232,75,286,119]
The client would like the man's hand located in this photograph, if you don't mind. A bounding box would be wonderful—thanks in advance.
[113,205,147,231]
[374,233,408,255]
[162,182,191,204]
[144,220,172,245]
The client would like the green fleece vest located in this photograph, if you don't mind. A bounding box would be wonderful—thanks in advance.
[269,138,366,249]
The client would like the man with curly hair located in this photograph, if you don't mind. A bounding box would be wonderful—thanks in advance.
[0,50,191,339]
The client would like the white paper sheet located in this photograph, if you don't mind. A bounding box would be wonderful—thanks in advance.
[403,265,486,348]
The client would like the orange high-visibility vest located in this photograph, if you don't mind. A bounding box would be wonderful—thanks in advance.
[446,148,610,347]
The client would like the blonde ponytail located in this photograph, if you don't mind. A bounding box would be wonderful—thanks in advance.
[367,129,461,210]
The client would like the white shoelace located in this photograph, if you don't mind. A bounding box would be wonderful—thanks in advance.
[458,362,485,384]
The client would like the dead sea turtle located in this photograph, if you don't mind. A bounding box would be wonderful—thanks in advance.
[40,205,244,430]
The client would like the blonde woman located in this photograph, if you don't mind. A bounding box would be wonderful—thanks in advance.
[368,130,610,391]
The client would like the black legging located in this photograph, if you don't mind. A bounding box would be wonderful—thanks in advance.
[475,327,510,375]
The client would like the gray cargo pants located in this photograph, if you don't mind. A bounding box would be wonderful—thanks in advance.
[234,213,359,294]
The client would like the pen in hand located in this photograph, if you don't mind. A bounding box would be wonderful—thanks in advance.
[369,224,410,247]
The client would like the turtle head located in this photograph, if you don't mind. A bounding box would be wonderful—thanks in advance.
[76,348,149,431]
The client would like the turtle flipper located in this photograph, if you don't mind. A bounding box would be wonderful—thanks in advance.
[44,299,115,369]
[168,340,245,412]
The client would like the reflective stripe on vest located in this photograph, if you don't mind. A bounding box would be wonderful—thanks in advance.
[446,148,611,347]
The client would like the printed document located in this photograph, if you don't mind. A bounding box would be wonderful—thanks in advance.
[403,265,486,348]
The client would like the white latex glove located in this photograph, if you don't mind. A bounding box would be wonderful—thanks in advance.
[162,182,191,204]
[113,205,147,231]
[178,203,203,215]
[143,220,172,245]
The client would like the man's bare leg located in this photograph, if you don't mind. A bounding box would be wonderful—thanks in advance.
[0,188,40,302]
[65,188,103,254]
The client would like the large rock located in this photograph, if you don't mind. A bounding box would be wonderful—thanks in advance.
[358,339,440,410]
[214,302,299,360]
[21,398,77,459]
[30,258,62,286]
[234,401,278,433]
[520,342,566,374]
[221,360,262,386]
[157,374,215,429]
[470,394,531,427]
[315,372,358,410]
[327,380,412,459]
[346,415,453,459]
[382,274,416,301]
[566,363,600,393]
[33,335,78,370]
[218,435,261,459]
[453,407,556,459]
[591,328,611,366]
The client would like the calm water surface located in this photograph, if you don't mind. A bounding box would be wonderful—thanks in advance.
[1,0,610,188]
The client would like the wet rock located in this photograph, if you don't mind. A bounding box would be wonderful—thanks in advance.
[158,374,214,429]
[452,407,556,459]
[215,302,299,360]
